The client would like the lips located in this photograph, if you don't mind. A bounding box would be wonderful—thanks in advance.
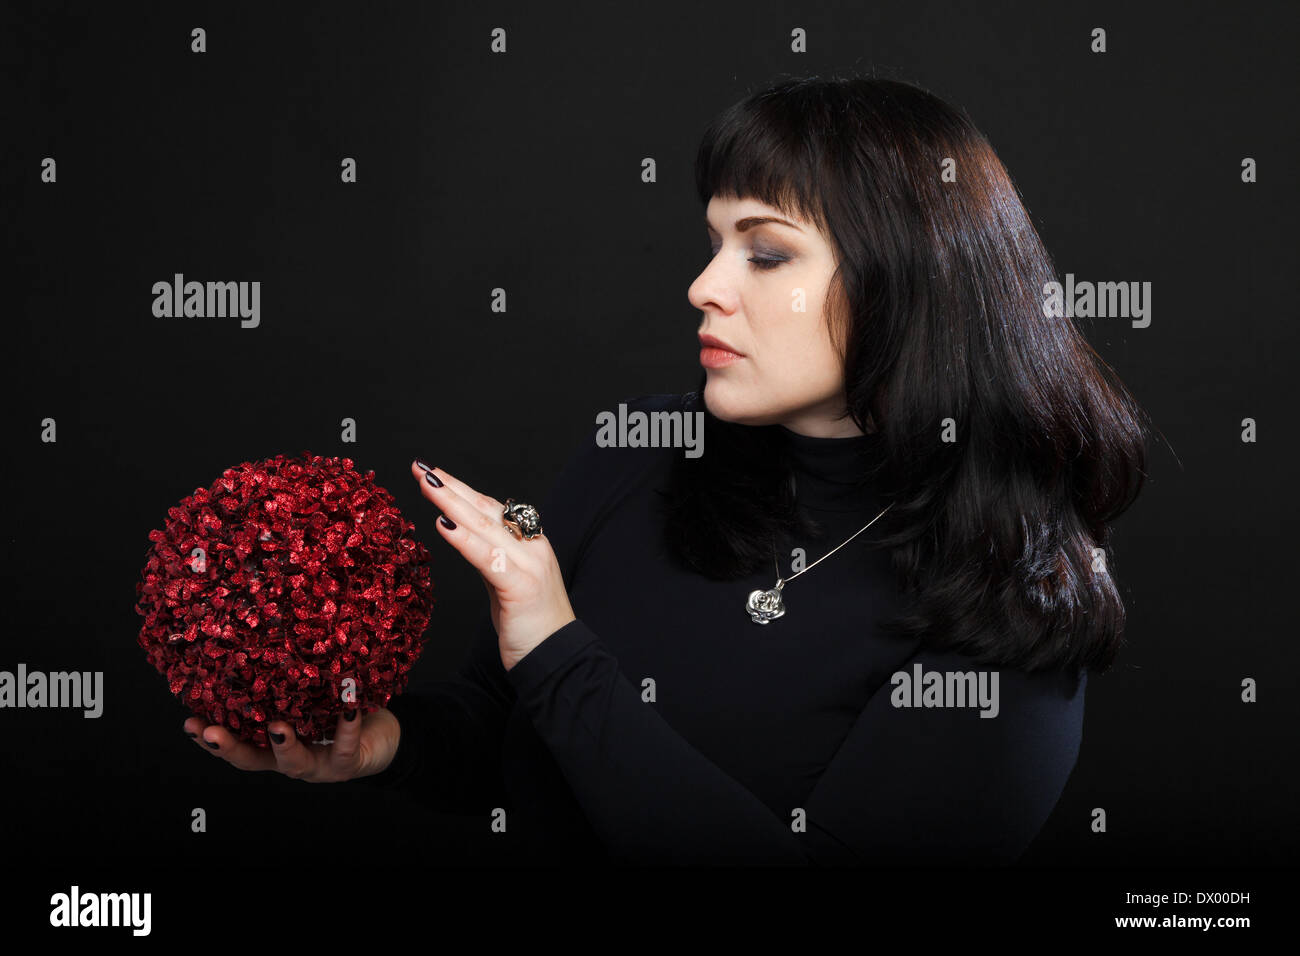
[698,333,744,369]
[698,333,743,356]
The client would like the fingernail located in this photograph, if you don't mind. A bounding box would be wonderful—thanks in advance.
[439,515,456,530]
[185,731,197,739]
[415,459,434,472]
[345,709,357,722]
[270,731,286,744]
[425,471,444,488]
[205,740,219,750]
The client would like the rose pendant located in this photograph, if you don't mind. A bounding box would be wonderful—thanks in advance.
[746,586,786,624]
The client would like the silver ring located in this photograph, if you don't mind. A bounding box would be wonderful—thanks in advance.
[502,499,543,539]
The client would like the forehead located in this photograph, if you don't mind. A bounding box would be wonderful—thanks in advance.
[707,194,789,215]
[705,195,811,231]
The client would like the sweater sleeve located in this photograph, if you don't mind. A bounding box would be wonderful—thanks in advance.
[505,625,1086,865]
[356,610,510,813]
[357,393,679,808]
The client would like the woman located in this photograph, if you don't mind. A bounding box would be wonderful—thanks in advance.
[184,74,1148,865]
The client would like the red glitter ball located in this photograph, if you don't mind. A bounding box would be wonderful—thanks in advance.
[134,453,434,747]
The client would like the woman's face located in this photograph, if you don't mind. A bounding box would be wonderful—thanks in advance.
[688,194,861,438]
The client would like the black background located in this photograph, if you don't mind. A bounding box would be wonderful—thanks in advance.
[4,0,1296,936]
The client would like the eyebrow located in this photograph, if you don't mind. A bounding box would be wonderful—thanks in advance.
[704,215,804,234]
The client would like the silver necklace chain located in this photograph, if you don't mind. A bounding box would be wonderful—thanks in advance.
[773,502,892,586]
[745,502,893,625]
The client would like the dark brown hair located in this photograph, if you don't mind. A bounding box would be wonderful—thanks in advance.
[662,73,1150,674]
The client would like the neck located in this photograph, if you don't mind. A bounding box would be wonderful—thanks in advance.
[777,408,875,439]
[779,422,864,439]
[776,424,888,515]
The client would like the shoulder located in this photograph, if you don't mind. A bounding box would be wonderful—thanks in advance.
[899,647,1087,721]
[878,650,1092,785]
[540,392,696,576]
[868,648,1087,862]
[564,391,699,474]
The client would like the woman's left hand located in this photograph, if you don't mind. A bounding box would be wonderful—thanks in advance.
[411,461,576,672]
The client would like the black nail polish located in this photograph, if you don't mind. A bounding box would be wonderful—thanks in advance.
[425,471,443,488]
[345,709,357,722]
[186,731,197,739]
[439,515,456,530]
[270,731,286,744]
[415,459,433,472]
[205,740,219,750]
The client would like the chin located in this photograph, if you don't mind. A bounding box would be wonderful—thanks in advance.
[703,378,778,426]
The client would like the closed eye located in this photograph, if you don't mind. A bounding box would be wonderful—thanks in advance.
[707,243,788,271]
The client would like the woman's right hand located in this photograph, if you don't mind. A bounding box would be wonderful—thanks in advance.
[183,707,401,783]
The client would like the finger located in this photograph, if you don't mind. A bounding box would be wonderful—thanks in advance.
[266,721,319,780]
[410,461,505,526]
[428,465,548,549]
[434,506,528,582]
[417,472,520,553]
[184,716,208,746]
[328,704,362,771]
[188,718,277,772]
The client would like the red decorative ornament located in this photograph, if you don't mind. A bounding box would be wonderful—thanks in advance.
[134,453,433,747]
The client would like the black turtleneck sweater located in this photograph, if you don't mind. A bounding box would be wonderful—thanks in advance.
[361,393,1086,865]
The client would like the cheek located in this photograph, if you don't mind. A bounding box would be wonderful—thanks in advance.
[752,299,833,375]
[756,304,843,398]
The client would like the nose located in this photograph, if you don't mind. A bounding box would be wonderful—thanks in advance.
[687,253,735,315]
